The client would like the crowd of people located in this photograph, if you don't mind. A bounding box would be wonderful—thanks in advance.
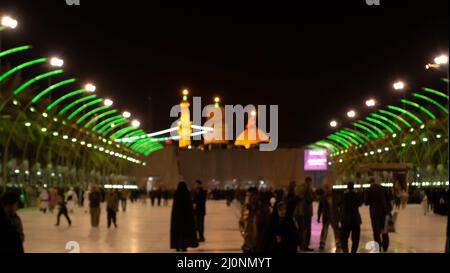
[234,177,402,253]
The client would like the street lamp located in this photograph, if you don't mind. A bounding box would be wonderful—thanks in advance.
[393,81,405,91]
[426,54,448,69]
[103,99,113,106]
[365,98,376,107]
[347,110,356,118]
[122,111,131,118]
[1,16,18,29]
[131,119,140,128]
[329,120,338,128]
[84,83,96,92]
[49,57,64,67]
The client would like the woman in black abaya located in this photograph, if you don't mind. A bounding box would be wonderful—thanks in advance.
[170,181,199,252]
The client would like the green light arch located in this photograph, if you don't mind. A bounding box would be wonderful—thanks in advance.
[334,132,359,145]
[327,135,351,148]
[14,70,64,95]
[343,128,369,141]
[370,113,402,131]
[0,45,31,58]
[366,117,394,133]
[422,88,449,100]
[378,109,412,128]
[76,105,110,124]
[32,78,76,103]
[58,94,96,115]
[92,115,123,131]
[401,99,436,120]
[84,109,118,129]
[111,127,139,140]
[0,58,47,82]
[67,98,103,120]
[353,122,378,138]
[101,120,129,136]
[357,120,385,137]
[412,93,448,115]
[47,89,86,111]
[387,106,423,124]
[339,130,365,144]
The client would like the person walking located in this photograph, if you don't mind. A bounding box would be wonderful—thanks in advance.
[83,186,91,214]
[48,187,58,213]
[156,187,163,206]
[55,193,72,227]
[261,201,298,253]
[297,177,314,251]
[120,189,129,212]
[106,190,119,228]
[89,186,101,227]
[192,180,207,242]
[39,188,49,213]
[340,182,362,253]
[170,181,199,252]
[365,178,392,252]
[65,187,78,213]
[162,187,169,206]
[317,183,341,252]
[150,188,156,206]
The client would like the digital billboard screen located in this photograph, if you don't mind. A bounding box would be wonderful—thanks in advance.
[304,149,328,171]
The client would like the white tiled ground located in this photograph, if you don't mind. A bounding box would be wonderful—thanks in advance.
[18,200,447,253]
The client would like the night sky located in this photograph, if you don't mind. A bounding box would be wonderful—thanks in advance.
[1,0,448,147]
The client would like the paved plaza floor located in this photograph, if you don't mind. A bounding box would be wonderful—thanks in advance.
[18,200,447,253]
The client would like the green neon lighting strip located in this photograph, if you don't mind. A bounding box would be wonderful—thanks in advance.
[329,134,353,147]
[379,109,412,128]
[58,95,96,115]
[317,140,343,151]
[308,145,325,150]
[366,117,394,133]
[76,105,110,124]
[67,98,103,120]
[327,135,350,148]
[339,130,365,144]
[123,130,146,146]
[102,120,129,136]
[92,115,123,131]
[343,128,369,140]
[14,70,64,95]
[0,45,31,58]
[357,120,385,137]
[400,99,436,120]
[315,142,338,152]
[370,113,402,131]
[0,58,47,82]
[387,106,423,124]
[413,93,448,115]
[32,78,76,103]
[334,132,359,145]
[97,117,126,133]
[47,89,86,111]
[84,109,117,128]
[110,127,137,140]
[442,78,449,83]
[422,88,449,100]
[353,123,378,138]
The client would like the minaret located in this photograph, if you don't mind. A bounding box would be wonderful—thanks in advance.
[204,96,228,145]
[178,89,192,148]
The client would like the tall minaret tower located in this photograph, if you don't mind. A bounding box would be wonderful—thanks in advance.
[178,89,192,148]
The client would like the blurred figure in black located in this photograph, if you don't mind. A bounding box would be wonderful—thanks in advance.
[156,187,163,206]
[365,178,392,252]
[55,193,72,227]
[170,181,199,251]
[192,180,207,242]
[261,201,298,253]
[162,187,170,206]
[340,182,362,253]
[0,191,24,253]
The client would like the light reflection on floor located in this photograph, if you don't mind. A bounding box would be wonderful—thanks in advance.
[18,200,446,253]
